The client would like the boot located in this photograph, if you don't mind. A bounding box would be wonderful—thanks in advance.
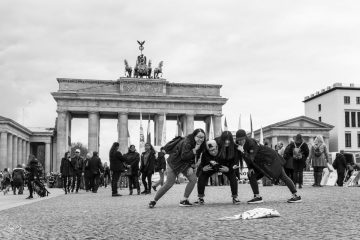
[129,189,133,195]
[141,189,148,194]
[317,172,323,187]
[137,189,141,195]
[312,172,317,186]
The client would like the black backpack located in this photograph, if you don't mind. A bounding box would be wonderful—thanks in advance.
[162,136,184,154]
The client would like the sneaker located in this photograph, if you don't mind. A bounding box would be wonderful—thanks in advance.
[148,201,156,208]
[194,198,205,205]
[141,190,148,195]
[232,197,241,205]
[179,199,193,207]
[247,196,263,204]
[287,195,302,203]
[26,196,33,199]
[152,186,157,192]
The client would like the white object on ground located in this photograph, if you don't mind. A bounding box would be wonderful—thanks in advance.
[218,208,280,220]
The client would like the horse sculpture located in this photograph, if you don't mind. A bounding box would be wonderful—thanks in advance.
[153,61,163,79]
[124,59,132,77]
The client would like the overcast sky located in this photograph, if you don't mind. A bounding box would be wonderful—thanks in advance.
[1,0,360,160]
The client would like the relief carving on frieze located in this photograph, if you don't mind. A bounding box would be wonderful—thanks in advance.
[122,81,163,94]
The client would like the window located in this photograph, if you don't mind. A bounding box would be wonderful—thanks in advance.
[344,96,350,104]
[345,111,350,127]
[318,104,321,112]
[357,97,360,104]
[318,117,322,122]
[345,132,351,147]
[358,133,360,148]
[351,112,356,127]
[358,112,360,127]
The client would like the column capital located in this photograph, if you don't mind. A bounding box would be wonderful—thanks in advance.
[88,111,100,115]
[118,112,129,116]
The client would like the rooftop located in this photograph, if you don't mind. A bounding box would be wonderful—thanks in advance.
[303,83,360,102]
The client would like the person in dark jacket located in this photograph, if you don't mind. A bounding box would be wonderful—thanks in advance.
[60,151,73,194]
[88,151,104,193]
[283,141,295,183]
[71,149,84,193]
[152,148,166,192]
[1,168,11,195]
[25,155,43,199]
[109,142,125,197]
[195,134,241,205]
[83,153,92,191]
[12,164,25,195]
[332,150,347,186]
[103,162,111,188]
[236,129,301,204]
[284,134,310,189]
[140,143,156,194]
[124,145,141,195]
[149,128,206,208]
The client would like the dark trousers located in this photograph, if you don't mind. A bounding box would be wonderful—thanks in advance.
[128,175,140,191]
[336,171,345,186]
[111,171,121,194]
[249,167,297,195]
[89,174,100,192]
[284,168,294,183]
[198,170,238,197]
[72,172,82,191]
[141,172,153,192]
[12,181,24,194]
[62,176,71,191]
[27,180,33,197]
[84,175,91,190]
[313,166,324,186]
[293,160,305,185]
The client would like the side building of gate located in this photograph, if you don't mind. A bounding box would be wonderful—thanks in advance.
[51,77,227,171]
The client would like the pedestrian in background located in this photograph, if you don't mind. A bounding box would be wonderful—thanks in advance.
[124,145,141,195]
[332,150,346,186]
[109,142,126,197]
[140,143,156,194]
[83,153,92,191]
[309,135,330,187]
[1,168,11,195]
[283,141,295,183]
[103,162,111,188]
[25,154,43,199]
[60,151,73,194]
[88,151,103,193]
[71,149,84,193]
[12,164,25,195]
[152,148,166,192]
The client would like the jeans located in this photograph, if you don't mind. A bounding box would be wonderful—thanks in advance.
[154,166,197,202]
[128,175,140,191]
[111,171,121,194]
[337,171,345,186]
[141,172,153,192]
[249,167,297,195]
[293,160,305,185]
[89,174,100,192]
[62,176,71,191]
[284,168,294,183]
[198,170,238,198]
[72,172,82,191]
[153,171,165,188]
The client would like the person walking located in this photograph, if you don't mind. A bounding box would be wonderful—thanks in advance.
[140,143,156,194]
[60,151,73,194]
[1,168,11,195]
[235,129,302,203]
[88,151,103,193]
[124,145,141,195]
[25,155,43,199]
[83,153,92,191]
[152,148,166,192]
[309,135,330,187]
[103,162,111,188]
[71,149,84,193]
[109,142,126,197]
[332,150,347,186]
[12,164,25,195]
[292,134,309,188]
[148,129,206,208]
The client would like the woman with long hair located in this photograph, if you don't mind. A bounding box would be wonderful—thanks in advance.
[124,145,141,195]
[309,135,330,187]
[148,128,206,208]
[140,143,156,194]
[60,151,72,194]
[109,142,125,197]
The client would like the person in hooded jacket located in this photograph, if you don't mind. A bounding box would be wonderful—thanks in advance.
[124,145,141,195]
[12,164,25,195]
[235,129,302,203]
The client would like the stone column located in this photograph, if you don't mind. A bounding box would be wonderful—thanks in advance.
[7,134,13,169]
[204,116,214,140]
[88,112,100,154]
[26,141,30,160]
[271,136,278,149]
[12,136,18,168]
[22,140,26,165]
[154,113,165,146]
[56,110,68,171]
[118,112,128,154]
[45,142,51,174]
[213,115,222,138]
[18,138,22,167]
[180,115,187,136]
[0,132,7,171]
[186,114,194,136]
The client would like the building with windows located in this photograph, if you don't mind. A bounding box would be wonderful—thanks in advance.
[304,83,360,152]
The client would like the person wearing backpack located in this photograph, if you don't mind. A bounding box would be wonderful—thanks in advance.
[148,128,206,208]
[309,135,330,187]
[12,164,25,195]
[284,134,309,189]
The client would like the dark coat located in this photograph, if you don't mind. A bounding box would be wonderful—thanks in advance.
[88,156,104,176]
[241,137,286,179]
[155,152,166,172]
[214,136,239,168]
[25,159,43,180]
[71,156,84,173]
[83,158,92,178]
[109,151,125,172]
[284,141,310,170]
[332,153,347,173]
[167,135,202,175]
[124,151,140,175]
[283,144,294,169]
[60,158,74,177]
[140,150,156,174]
[12,168,25,184]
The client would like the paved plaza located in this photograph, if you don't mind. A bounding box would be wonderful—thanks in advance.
[1,183,359,240]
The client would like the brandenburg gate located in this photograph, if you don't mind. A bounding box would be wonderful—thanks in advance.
[51,42,227,171]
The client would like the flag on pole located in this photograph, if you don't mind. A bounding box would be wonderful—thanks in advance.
[209,117,215,140]
[139,112,145,153]
[224,117,228,131]
[161,113,167,146]
[238,114,241,129]
[250,114,254,138]
[146,115,151,144]
[259,126,264,144]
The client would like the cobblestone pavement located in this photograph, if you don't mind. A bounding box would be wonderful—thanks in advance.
[1,183,359,240]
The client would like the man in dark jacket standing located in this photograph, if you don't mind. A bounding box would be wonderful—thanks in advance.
[71,149,84,193]
[332,150,347,186]
[236,129,302,203]
[109,142,125,197]
[88,151,103,193]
